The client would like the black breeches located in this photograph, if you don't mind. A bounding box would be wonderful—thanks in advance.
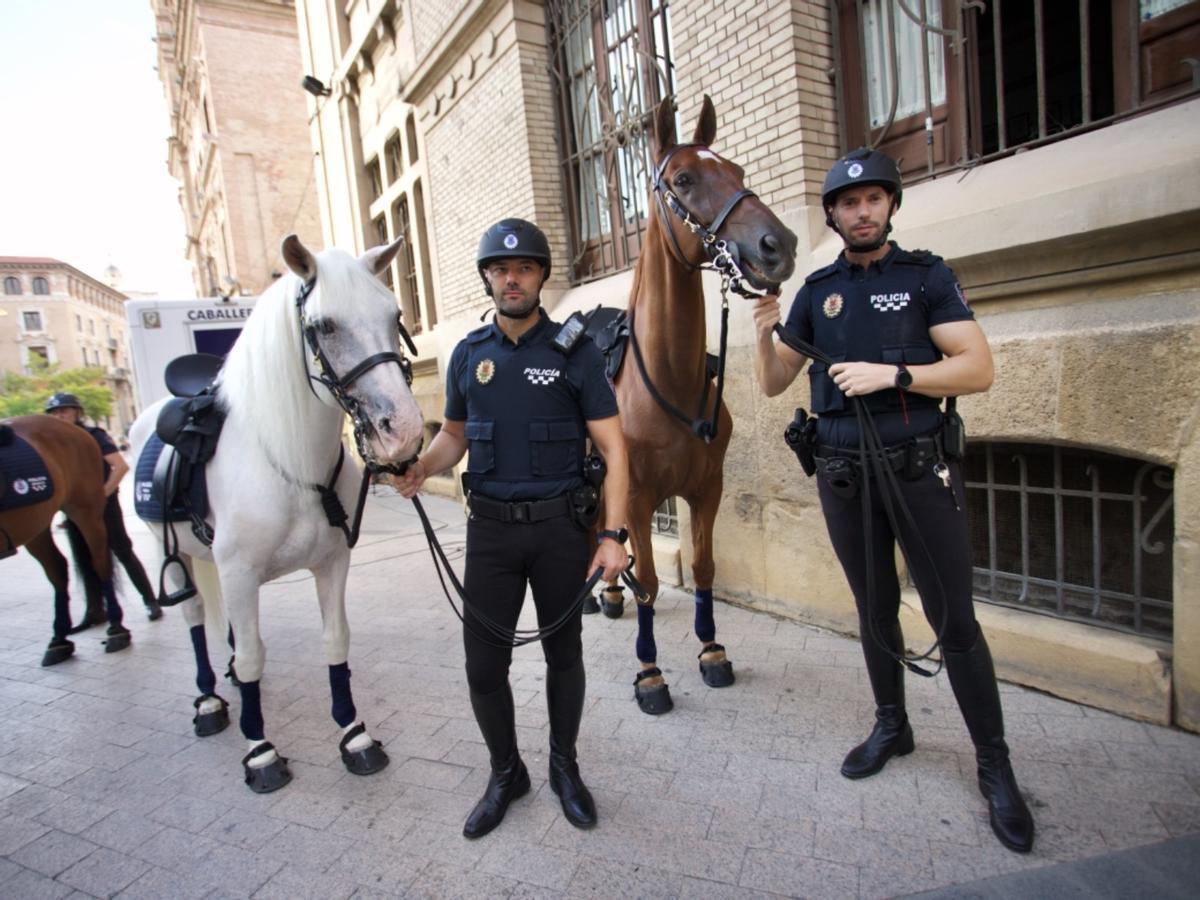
[462,513,590,694]
[818,459,979,652]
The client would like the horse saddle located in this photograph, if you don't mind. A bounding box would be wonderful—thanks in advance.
[0,425,55,515]
[134,354,227,535]
[583,306,720,384]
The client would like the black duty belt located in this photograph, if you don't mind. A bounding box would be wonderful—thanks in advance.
[467,492,572,524]
[815,434,940,478]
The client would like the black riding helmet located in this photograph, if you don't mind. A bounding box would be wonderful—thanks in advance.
[45,392,84,413]
[821,147,903,226]
[476,218,552,296]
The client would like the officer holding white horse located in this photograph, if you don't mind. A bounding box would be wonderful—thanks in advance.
[398,218,629,838]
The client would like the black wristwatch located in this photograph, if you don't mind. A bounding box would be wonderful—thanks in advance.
[597,527,628,545]
[894,364,913,391]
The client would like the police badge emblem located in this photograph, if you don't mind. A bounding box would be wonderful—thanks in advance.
[475,359,495,384]
[823,293,844,318]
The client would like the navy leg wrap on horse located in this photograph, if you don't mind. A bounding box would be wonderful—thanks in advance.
[53,590,71,641]
[636,603,658,664]
[694,588,715,643]
[190,625,217,696]
[328,662,357,728]
[238,679,265,741]
[102,580,123,626]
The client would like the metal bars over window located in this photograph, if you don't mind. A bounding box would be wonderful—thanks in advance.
[835,0,1200,179]
[962,442,1174,639]
[547,0,674,283]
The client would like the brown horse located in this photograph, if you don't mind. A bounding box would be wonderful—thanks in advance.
[0,416,129,665]
[601,96,796,713]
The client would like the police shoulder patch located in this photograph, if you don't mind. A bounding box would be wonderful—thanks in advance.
[804,261,839,284]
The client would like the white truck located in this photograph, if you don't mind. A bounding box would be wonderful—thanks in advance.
[125,296,257,410]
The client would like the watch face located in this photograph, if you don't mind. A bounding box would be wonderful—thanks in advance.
[896,367,913,389]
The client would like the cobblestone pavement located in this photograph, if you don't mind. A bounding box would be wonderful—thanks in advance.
[1,488,1197,898]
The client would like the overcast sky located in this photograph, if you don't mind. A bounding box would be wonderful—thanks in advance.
[0,1,196,296]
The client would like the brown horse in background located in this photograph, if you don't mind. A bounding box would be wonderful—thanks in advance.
[599,96,796,713]
[0,416,130,665]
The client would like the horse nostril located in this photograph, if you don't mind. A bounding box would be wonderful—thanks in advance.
[380,417,392,434]
[760,233,781,260]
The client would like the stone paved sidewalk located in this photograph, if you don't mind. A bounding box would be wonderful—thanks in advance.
[1,488,1197,898]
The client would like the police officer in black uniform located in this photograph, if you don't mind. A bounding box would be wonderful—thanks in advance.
[45,393,162,624]
[397,218,629,839]
[751,149,1034,854]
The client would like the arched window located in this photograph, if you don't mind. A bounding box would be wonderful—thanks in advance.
[3,276,20,294]
[32,276,49,294]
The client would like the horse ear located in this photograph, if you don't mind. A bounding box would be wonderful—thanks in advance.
[692,94,717,147]
[653,95,677,157]
[360,235,405,278]
[281,235,317,281]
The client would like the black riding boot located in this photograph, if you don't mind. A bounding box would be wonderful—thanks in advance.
[944,630,1035,853]
[842,619,914,779]
[463,683,529,839]
[546,658,597,828]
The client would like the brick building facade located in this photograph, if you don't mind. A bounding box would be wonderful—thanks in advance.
[294,0,1200,731]
[0,257,138,433]
[150,0,321,298]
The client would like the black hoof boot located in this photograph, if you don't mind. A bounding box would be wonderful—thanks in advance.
[192,694,230,737]
[633,667,674,715]
[840,706,914,779]
[145,599,163,621]
[103,625,131,653]
[41,639,75,667]
[600,587,625,619]
[339,723,389,776]
[581,593,600,615]
[463,756,530,839]
[698,643,735,687]
[242,743,292,793]
[978,750,1035,853]
[549,751,597,829]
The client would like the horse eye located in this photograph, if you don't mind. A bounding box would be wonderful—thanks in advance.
[317,319,336,335]
[673,173,692,190]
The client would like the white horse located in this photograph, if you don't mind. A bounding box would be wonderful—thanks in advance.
[129,235,424,792]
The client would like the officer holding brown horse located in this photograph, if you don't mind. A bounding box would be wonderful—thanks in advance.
[753,148,1034,854]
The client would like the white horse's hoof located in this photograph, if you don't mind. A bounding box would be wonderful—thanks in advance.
[192,693,230,737]
[339,723,389,776]
[242,742,291,793]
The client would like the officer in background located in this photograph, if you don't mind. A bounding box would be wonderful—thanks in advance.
[397,218,629,838]
[45,393,162,623]
[751,149,1034,853]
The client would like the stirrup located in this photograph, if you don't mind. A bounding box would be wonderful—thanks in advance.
[633,667,674,715]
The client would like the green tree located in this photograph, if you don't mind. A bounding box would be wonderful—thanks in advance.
[0,365,113,420]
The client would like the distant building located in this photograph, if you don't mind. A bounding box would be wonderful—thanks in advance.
[149,0,321,298]
[0,257,138,433]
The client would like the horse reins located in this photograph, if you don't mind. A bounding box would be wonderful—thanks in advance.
[632,144,775,443]
[773,323,949,675]
[409,494,648,649]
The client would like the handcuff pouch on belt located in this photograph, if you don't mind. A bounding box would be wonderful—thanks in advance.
[568,450,606,530]
[783,408,818,477]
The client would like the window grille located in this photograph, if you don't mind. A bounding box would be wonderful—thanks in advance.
[835,0,1200,178]
[547,0,674,283]
[963,442,1174,639]
[651,496,678,537]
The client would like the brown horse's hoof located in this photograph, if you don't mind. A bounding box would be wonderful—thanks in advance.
[104,625,131,653]
[699,643,735,688]
[582,593,600,615]
[601,587,624,619]
[41,639,75,667]
[634,667,674,715]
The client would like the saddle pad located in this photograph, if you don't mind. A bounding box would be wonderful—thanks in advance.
[134,433,209,523]
[0,431,55,512]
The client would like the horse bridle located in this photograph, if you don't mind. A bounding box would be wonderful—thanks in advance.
[295,277,418,477]
[652,143,775,299]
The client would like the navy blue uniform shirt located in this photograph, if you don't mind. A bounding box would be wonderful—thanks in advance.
[784,243,973,448]
[445,310,618,500]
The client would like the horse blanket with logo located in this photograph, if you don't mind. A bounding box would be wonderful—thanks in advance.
[0,424,55,513]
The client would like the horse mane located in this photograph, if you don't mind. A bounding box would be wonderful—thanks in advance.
[217,251,362,484]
